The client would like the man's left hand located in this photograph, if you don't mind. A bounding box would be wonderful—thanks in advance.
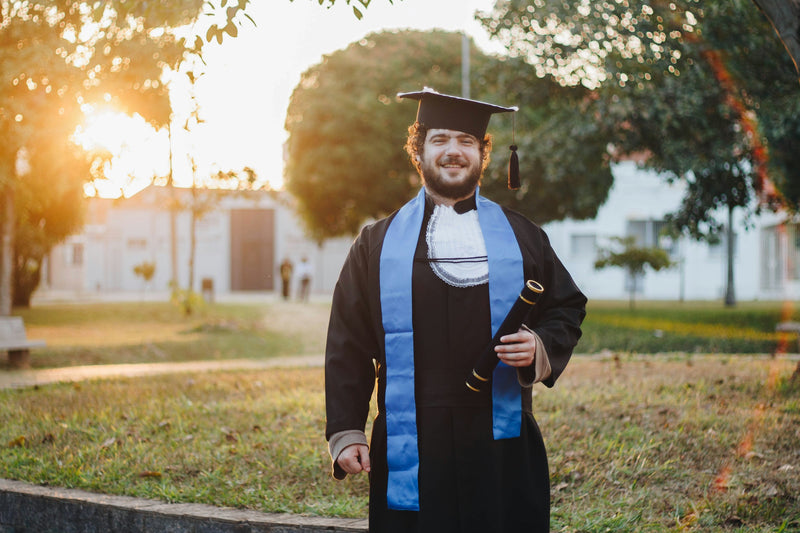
[495,327,537,367]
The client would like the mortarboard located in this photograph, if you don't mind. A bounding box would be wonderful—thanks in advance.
[398,87,521,189]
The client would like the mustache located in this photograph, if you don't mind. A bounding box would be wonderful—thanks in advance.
[439,157,467,166]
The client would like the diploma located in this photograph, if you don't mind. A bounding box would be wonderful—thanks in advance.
[465,280,544,392]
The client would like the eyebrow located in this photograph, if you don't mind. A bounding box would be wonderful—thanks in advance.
[429,132,477,142]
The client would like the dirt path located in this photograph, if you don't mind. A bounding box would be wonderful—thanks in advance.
[0,355,324,390]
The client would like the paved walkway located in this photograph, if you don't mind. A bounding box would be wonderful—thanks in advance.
[0,355,324,390]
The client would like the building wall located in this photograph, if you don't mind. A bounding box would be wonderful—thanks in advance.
[37,166,798,302]
[39,186,354,299]
[534,161,791,301]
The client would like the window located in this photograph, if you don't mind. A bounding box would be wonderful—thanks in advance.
[760,226,781,290]
[627,219,678,256]
[71,243,84,266]
[127,238,147,250]
[570,234,597,258]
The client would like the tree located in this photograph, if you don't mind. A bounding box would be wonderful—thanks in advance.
[475,56,614,225]
[0,0,216,313]
[595,236,673,309]
[285,29,614,240]
[133,261,156,291]
[751,0,800,80]
[285,30,485,241]
[478,0,798,307]
[12,132,102,307]
[295,0,399,20]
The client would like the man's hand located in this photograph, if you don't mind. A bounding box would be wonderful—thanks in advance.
[337,444,371,475]
[495,327,537,367]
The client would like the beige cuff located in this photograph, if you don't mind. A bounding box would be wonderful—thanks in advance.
[518,326,552,386]
[328,429,368,480]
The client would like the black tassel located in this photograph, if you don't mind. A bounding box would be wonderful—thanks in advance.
[508,144,520,190]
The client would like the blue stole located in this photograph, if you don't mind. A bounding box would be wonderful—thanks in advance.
[379,187,523,511]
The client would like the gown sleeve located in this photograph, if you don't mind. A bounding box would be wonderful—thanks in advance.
[325,225,382,442]
[517,220,587,388]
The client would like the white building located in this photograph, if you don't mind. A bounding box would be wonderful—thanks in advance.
[36,162,799,303]
[38,186,354,301]
[544,161,798,302]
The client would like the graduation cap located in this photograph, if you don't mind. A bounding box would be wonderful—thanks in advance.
[398,87,521,189]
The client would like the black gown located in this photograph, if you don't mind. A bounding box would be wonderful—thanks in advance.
[325,195,586,533]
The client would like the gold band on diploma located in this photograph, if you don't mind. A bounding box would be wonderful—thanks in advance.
[520,280,544,305]
[472,369,489,382]
[466,381,480,392]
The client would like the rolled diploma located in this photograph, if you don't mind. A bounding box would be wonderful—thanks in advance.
[465,280,544,392]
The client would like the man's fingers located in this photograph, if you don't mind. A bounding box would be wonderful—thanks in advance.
[338,444,370,475]
[496,328,537,367]
[358,446,371,472]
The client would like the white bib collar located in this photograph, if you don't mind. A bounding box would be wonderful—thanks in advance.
[425,203,489,287]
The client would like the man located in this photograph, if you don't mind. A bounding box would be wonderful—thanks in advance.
[325,88,586,532]
[296,256,312,301]
[279,257,293,300]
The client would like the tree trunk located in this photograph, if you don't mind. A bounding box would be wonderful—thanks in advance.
[189,185,197,292]
[724,204,736,307]
[168,124,178,290]
[12,255,42,308]
[629,271,637,310]
[0,187,14,316]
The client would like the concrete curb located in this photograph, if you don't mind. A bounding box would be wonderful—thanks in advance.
[0,479,368,533]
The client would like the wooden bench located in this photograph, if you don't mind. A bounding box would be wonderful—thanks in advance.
[776,321,800,354]
[0,316,45,368]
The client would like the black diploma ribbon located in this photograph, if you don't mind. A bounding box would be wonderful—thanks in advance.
[465,280,544,392]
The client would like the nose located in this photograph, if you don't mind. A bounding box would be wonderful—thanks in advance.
[444,139,461,155]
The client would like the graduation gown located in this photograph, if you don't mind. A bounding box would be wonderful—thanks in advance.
[325,194,586,533]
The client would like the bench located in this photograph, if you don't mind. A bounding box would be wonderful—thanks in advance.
[0,316,46,368]
[776,321,800,354]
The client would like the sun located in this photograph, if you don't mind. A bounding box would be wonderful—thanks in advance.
[74,106,170,198]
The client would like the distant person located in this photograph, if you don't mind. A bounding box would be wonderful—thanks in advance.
[279,258,293,300]
[296,256,312,302]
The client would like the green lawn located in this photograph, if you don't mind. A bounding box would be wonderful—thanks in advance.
[2,298,799,531]
[1,357,797,532]
[579,299,797,355]
[9,298,799,370]
[9,300,331,369]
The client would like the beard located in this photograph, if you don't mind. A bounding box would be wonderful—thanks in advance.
[420,156,482,201]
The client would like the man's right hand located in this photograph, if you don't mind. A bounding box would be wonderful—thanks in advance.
[337,444,371,475]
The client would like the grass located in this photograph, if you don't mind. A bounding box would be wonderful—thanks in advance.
[578,300,799,355]
[2,298,800,531]
[0,357,798,531]
[8,298,799,371]
[9,300,331,369]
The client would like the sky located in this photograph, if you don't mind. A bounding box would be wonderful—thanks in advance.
[80,0,505,196]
